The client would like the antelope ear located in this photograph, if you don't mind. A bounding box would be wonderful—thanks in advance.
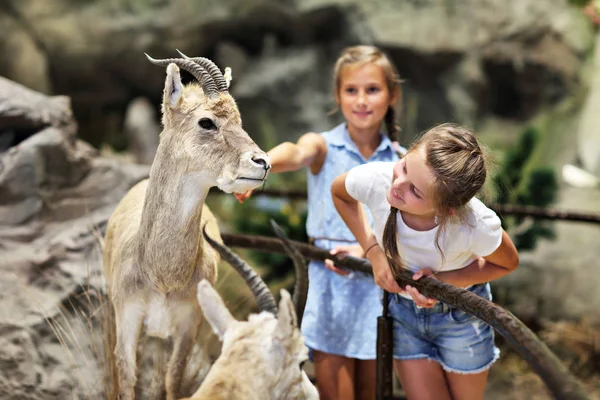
[197,280,235,340]
[163,63,184,111]
[276,289,298,338]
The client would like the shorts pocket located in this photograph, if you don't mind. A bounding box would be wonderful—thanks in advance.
[447,306,476,324]
[470,283,492,301]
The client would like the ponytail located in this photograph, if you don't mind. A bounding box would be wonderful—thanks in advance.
[384,106,400,143]
[382,207,404,281]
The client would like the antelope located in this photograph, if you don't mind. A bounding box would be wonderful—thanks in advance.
[102,53,270,400]
[179,230,318,400]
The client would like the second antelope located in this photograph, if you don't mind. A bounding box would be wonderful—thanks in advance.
[180,227,317,399]
[102,53,270,400]
[181,280,319,400]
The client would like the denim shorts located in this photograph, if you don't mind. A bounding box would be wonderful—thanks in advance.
[387,283,500,374]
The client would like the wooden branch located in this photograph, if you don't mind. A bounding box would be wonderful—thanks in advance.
[228,188,600,225]
[489,203,600,224]
[221,232,590,400]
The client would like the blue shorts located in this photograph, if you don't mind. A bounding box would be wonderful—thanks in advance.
[387,283,500,374]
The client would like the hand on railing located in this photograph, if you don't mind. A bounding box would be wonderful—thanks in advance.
[324,244,364,276]
[406,268,438,308]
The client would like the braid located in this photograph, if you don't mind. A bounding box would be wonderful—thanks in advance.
[384,106,400,143]
[382,207,404,281]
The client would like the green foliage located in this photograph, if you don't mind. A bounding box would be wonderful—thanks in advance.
[106,131,130,153]
[493,127,538,202]
[569,0,591,7]
[232,197,308,284]
[522,167,558,207]
[492,126,558,251]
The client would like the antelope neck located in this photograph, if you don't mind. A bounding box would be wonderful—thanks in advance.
[138,159,213,267]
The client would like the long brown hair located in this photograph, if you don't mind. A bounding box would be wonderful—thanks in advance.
[382,123,489,280]
[333,45,402,142]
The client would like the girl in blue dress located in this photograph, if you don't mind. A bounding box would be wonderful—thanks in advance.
[235,45,404,399]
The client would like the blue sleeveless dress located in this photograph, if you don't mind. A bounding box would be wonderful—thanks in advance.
[302,123,402,359]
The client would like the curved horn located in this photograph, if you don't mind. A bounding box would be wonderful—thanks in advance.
[270,219,308,327]
[176,49,229,92]
[145,53,219,98]
[202,225,278,315]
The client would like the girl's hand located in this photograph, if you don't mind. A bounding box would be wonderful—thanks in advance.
[324,244,363,275]
[368,246,404,293]
[234,189,254,204]
[405,268,438,308]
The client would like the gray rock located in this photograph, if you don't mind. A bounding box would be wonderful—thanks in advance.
[123,97,160,165]
[0,0,592,147]
[0,77,149,398]
[493,185,600,325]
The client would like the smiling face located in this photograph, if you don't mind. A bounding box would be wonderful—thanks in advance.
[335,63,397,137]
[386,146,437,218]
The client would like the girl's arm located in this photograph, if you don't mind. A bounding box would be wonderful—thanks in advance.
[265,133,327,174]
[436,230,519,288]
[331,173,404,293]
[235,133,327,202]
[331,172,373,249]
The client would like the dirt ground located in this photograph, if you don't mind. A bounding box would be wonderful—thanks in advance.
[486,350,600,400]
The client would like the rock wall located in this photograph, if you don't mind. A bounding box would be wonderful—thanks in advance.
[0,79,149,398]
[0,0,594,148]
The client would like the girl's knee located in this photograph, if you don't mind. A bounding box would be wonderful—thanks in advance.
[313,352,356,399]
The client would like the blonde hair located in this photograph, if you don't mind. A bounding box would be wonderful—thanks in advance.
[382,123,489,278]
[333,45,402,142]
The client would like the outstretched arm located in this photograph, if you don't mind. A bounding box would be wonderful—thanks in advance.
[235,133,327,203]
[267,133,327,173]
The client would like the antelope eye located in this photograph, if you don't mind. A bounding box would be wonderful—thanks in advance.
[199,118,217,130]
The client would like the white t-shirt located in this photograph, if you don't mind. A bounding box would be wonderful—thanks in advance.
[346,161,503,273]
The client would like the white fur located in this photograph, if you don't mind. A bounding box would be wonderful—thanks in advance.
[179,172,214,224]
[224,67,232,88]
[144,294,173,339]
[182,281,319,400]
[166,64,183,108]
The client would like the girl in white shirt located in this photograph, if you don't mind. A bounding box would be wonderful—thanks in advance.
[331,123,519,400]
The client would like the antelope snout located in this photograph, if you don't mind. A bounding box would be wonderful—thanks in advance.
[251,153,271,171]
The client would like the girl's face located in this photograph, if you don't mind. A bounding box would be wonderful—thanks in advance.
[386,146,437,218]
[336,63,397,137]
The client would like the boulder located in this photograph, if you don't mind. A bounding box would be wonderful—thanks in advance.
[0,77,149,398]
[123,97,160,165]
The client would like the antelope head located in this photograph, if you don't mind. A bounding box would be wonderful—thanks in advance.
[197,280,319,400]
[146,53,270,194]
[199,228,317,399]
